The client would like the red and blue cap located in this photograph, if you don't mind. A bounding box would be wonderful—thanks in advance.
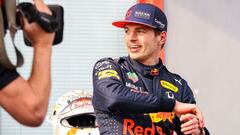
[112,3,167,31]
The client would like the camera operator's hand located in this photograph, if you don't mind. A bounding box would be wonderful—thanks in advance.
[22,0,55,46]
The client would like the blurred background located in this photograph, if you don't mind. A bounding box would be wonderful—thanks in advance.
[0,0,239,135]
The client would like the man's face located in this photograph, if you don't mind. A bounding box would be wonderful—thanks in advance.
[124,23,165,65]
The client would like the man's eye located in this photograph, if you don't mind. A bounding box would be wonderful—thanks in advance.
[137,29,145,33]
[124,29,129,34]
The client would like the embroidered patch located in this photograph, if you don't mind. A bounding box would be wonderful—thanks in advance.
[160,80,178,93]
[150,68,159,75]
[97,69,120,80]
[127,72,139,83]
[134,10,151,20]
[148,112,175,123]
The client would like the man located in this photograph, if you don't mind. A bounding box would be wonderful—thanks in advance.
[0,0,55,126]
[92,3,209,135]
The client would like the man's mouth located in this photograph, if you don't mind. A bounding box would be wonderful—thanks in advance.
[129,45,141,53]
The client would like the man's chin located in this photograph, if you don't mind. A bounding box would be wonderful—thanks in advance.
[129,54,137,59]
[129,54,142,61]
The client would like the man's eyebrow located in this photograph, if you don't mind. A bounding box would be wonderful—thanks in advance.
[136,27,148,31]
[123,25,149,31]
[136,27,145,29]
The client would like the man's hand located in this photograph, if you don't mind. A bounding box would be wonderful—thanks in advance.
[22,0,55,46]
[173,100,205,129]
[180,113,203,135]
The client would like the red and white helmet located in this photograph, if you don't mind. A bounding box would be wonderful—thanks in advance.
[50,90,99,135]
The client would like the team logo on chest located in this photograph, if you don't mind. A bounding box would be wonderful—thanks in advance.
[150,68,159,75]
[127,72,139,83]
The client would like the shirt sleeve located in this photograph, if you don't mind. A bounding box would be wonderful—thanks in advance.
[171,75,199,134]
[0,66,19,90]
[181,79,196,104]
[92,58,175,114]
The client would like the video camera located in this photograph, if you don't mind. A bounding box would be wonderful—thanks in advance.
[1,1,64,46]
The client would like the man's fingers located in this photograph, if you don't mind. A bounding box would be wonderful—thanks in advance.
[174,101,198,115]
[33,0,52,15]
[181,124,198,133]
[174,101,205,128]
[180,114,201,134]
[180,114,198,127]
[195,107,205,128]
[180,113,195,122]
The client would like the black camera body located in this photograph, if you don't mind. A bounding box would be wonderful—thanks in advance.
[3,2,64,46]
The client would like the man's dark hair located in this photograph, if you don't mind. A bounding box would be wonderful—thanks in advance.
[154,29,165,49]
[154,29,162,36]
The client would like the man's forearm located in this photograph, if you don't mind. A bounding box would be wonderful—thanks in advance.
[28,44,52,118]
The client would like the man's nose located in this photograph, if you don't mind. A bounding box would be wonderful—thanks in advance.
[128,31,137,41]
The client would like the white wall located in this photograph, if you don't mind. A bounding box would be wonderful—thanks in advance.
[164,1,240,134]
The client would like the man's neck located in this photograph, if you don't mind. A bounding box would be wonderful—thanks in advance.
[138,58,159,66]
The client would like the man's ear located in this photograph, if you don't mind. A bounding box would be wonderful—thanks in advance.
[159,31,167,49]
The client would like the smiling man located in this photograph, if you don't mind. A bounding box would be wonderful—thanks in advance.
[92,3,209,135]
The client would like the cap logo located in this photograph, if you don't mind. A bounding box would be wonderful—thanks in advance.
[154,18,165,29]
[134,10,151,20]
[126,10,132,18]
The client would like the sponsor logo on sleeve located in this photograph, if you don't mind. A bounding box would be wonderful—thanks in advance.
[174,78,182,85]
[126,82,147,94]
[94,61,113,73]
[97,69,120,80]
[165,91,175,99]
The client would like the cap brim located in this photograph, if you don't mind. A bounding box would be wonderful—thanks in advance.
[112,20,156,29]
